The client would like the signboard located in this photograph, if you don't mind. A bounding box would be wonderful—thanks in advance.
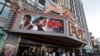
[18,15,64,33]
[10,11,85,42]
[67,20,85,41]
[11,12,66,37]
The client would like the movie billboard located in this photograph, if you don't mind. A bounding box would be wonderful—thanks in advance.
[18,14,64,33]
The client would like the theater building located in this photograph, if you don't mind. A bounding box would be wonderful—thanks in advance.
[0,0,90,56]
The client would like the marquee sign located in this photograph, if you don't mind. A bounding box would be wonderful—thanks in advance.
[18,15,64,33]
[11,11,66,37]
[9,11,85,42]
[68,21,85,41]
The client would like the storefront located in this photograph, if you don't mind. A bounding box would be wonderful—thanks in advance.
[0,27,5,53]
[5,32,85,56]
[2,11,86,56]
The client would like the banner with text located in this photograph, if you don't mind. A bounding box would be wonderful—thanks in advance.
[18,15,64,33]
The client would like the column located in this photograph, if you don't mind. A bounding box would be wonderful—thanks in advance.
[64,0,67,8]
[67,51,70,56]
[72,49,75,56]
[79,48,83,56]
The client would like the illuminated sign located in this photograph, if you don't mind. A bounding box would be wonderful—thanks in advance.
[68,21,85,41]
[10,11,85,42]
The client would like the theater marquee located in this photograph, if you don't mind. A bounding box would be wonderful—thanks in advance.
[9,11,85,42]
[11,11,66,37]
[18,15,64,33]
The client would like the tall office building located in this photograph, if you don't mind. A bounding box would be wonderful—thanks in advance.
[0,0,93,56]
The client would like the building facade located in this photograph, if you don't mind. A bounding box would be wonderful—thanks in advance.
[0,0,91,56]
[70,0,94,54]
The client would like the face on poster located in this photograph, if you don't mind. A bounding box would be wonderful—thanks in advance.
[0,41,18,56]
[18,14,64,33]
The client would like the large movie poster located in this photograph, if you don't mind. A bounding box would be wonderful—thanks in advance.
[0,41,18,56]
[18,14,64,33]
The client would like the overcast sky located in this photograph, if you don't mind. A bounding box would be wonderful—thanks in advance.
[82,0,100,39]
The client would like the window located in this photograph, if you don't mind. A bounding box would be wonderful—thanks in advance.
[52,0,57,3]
[39,0,45,5]
[7,34,19,41]
[27,0,35,5]
[1,6,11,17]
[0,0,11,17]
[27,0,44,11]
[0,0,5,3]
[7,2,10,6]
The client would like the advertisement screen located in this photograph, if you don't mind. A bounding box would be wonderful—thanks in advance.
[18,14,64,33]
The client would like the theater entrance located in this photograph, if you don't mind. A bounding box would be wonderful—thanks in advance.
[16,36,82,56]
[17,45,29,56]
[17,42,42,56]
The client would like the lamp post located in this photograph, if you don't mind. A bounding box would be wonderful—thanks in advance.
[96,38,100,55]
[91,36,94,53]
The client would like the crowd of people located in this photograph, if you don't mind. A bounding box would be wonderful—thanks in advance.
[21,47,72,56]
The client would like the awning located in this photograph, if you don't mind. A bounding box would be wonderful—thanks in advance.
[9,32,85,48]
[83,45,93,53]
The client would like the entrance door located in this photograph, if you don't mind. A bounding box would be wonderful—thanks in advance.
[17,43,42,56]
[17,45,29,56]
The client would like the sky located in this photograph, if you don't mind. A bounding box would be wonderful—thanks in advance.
[82,0,100,39]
